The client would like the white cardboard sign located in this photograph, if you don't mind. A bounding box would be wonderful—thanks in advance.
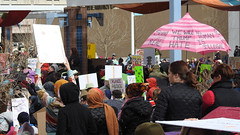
[78,73,98,90]
[109,78,124,92]
[157,118,240,133]
[27,58,38,71]
[127,75,136,84]
[33,24,66,63]
[12,98,29,127]
[105,65,122,80]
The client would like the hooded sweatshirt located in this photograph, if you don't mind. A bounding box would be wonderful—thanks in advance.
[146,78,159,100]
[56,82,97,135]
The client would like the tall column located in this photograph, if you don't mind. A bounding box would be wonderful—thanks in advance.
[1,27,12,53]
[64,7,88,74]
[169,0,182,63]
[228,11,240,57]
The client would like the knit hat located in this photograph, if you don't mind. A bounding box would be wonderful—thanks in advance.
[17,112,29,124]
[135,122,165,135]
[54,79,68,96]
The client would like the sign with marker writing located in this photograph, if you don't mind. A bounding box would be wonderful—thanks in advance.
[109,78,124,92]
[78,73,98,90]
[105,65,122,80]
[132,55,142,70]
[28,58,38,71]
[141,13,230,55]
[135,66,144,83]
[12,98,29,127]
[127,75,136,84]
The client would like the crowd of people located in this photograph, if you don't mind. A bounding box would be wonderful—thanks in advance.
[0,50,240,135]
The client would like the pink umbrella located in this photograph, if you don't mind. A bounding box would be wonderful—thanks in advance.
[141,13,231,55]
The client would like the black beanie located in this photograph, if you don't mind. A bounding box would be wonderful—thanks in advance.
[17,112,29,124]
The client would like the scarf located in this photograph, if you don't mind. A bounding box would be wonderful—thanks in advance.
[87,88,119,135]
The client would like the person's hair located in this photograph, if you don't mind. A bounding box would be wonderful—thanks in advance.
[71,48,79,57]
[152,88,161,101]
[170,60,197,88]
[50,66,55,71]
[212,64,234,81]
[54,72,61,80]
[112,90,122,98]
[126,83,147,98]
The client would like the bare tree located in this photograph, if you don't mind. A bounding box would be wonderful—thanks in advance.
[88,8,130,57]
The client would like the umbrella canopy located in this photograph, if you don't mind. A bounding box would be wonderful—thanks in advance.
[101,73,129,84]
[141,13,231,55]
[192,0,240,11]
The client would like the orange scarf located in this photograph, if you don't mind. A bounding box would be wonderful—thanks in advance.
[87,88,119,135]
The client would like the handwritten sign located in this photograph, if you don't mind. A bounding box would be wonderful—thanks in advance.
[132,55,142,70]
[199,64,211,82]
[127,75,136,84]
[12,98,29,127]
[87,43,96,59]
[144,48,155,66]
[135,66,144,83]
[27,58,38,71]
[78,73,98,90]
[105,65,122,80]
[136,49,144,65]
[33,24,66,63]
[109,78,124,92]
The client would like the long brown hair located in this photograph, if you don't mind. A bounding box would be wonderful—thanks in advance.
[170,61,197,88]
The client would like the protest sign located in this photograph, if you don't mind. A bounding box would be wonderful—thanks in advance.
[199,64,211,82]
[27,58,38,71]
[78,73,98,90]
[12,98,29,127]
[127,75,136,84]
[33,107,47,135]
[132,55,142,70]
[144,48,155,66]
[229,57,240,69]
[87,43,96,59]
[136,49,144,65]
[157,118,240,133]
[109,78,124,92]
[105,65,122,80]
[33,24,66,63]
[135,66,144,83]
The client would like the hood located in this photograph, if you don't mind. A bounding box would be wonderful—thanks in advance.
[123,97,152,116]
[54,79,68,96]
[60,82,79,105]
[152,65,160,72]
[146,78,157,88]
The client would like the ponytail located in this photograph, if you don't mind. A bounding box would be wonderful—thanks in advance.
[185,72,197,88]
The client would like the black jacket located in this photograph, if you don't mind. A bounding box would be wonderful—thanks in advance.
[204,81,240,116]
[56,83,97,135]
[44,71,56,83]
[152,83,202,132]
[89,107,109,135]
[119,97,152,135]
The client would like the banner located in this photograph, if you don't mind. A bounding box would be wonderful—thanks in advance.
[78,73,98,90]
[33,24,66,63]
[127,75,136,84]
[132,55,142,70]
[135,66,144,83]
[105,65,122,80]
[109,78,124,92]
[143,48,155,66]
[27,58,38,71]
[12,98,29,127]
[87,43,96,59]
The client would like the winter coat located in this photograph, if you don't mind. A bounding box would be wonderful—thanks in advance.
[152,83,202,132]
[202,81,240,116]
[106,99,124,114]
[89,107,109,135]
[44,71,56,84]
[56,83,97,135]
[119,97,152,135]
[146,78,159,100]
[149,65,168,79]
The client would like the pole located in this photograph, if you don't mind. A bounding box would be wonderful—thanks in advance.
[131,12,135,55]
